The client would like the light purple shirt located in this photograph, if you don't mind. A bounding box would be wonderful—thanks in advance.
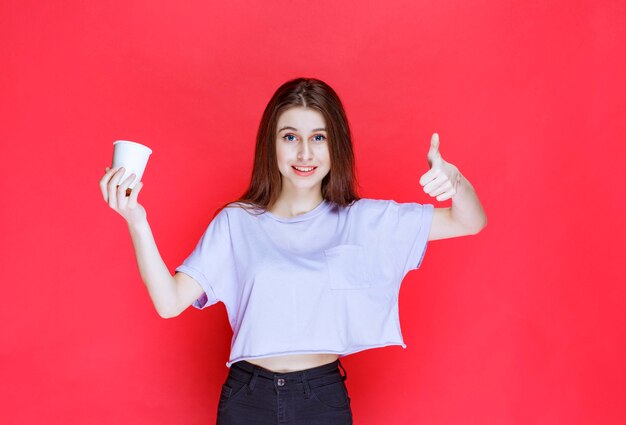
[175,198,434,368]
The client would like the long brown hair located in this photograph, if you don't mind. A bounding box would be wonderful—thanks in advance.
[228,77,360,214]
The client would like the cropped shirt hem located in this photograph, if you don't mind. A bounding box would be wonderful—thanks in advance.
[225,342,408,368]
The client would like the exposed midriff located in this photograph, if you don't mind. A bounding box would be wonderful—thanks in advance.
[245,353,340,373]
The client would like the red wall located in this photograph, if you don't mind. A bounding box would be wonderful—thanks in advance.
[1,1,624,424]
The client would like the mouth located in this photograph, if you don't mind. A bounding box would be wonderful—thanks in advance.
[291,165,317,176]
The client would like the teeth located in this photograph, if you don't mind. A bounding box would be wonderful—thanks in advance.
[294,166,315,172]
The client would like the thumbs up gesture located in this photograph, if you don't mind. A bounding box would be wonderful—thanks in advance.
[419,133,461,201]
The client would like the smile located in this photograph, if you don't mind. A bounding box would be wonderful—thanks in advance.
[291,166,317,176]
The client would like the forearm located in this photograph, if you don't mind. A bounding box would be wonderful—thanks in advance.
[450,173,487,234]
[127,219,178,318]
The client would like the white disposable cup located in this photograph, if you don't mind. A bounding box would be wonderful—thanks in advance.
[111,140,152,189]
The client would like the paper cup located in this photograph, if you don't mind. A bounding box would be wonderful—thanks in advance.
[111,140,152,189]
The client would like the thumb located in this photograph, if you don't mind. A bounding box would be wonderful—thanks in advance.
[427,133,442,167]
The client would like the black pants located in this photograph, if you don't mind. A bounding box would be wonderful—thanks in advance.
[216,359,353,424]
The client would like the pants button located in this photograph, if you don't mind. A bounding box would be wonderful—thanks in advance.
[277,378,285,386]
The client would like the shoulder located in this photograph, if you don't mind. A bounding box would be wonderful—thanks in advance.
[350,198,392,211]
[351,198,423,212]
[218,202,264,218]
[351,198,434,221]
[345,198,397,222]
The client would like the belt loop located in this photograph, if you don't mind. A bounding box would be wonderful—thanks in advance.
[301,371,311,399]
[247,367,260,394]
[338,360,347,381]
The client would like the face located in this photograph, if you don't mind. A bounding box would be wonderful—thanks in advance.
[275,107,331,196]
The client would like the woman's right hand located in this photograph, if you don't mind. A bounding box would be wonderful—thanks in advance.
[99,166,147,225]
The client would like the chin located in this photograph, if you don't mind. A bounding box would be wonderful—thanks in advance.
[286,180,322,190]
[295,183,322,190]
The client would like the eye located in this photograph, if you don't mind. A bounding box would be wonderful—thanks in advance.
[312,134,326,143]
[282,134,297,142]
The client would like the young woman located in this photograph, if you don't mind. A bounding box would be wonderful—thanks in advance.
[99,78,486,424]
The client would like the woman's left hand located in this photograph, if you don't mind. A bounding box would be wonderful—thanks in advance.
[419,133,461,202]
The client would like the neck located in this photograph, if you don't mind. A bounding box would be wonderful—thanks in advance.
[269,191,324,219]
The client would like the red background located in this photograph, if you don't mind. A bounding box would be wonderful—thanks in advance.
[1,1,624,424]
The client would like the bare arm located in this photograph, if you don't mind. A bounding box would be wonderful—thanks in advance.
[419,133,487,241]
[127,220,204,318]
[100,166,204,318]
[429,174,487,241]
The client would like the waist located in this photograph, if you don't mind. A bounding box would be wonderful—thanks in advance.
[229,359,346,388]
[246,353,339,372]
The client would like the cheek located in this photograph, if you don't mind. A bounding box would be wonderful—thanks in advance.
[275,144,287,165]
[318,146,331,165]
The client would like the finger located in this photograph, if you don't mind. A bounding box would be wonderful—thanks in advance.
[436,191,454,202]
[429,133,440,152]
[127,181,143,209]
[419,167,439,187]
[101,166,116,179]
[435,180,459,201]
[100,167,118,202]
[423,175,449,195]
[119,172,136,191]
[117,173,136,207]
[107,168,126,209]
[424,175,448,195]
[427,133,443,167]
[429,180,454,197]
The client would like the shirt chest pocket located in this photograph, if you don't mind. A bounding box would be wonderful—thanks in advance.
[324,244,372,290]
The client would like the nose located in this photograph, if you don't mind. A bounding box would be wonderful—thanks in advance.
[297,140,313,161]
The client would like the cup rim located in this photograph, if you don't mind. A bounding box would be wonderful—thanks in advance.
[113,140,153,154]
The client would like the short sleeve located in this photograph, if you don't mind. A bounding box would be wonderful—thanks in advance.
[175,209,236,310]
[382,201,435,276]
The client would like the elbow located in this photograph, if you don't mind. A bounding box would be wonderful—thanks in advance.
[157,306,181,319]
[471,214,487,235]
[157,309,172,319]
[466,214,487,236]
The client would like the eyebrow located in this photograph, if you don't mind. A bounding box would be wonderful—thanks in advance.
[278,126,327,133]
